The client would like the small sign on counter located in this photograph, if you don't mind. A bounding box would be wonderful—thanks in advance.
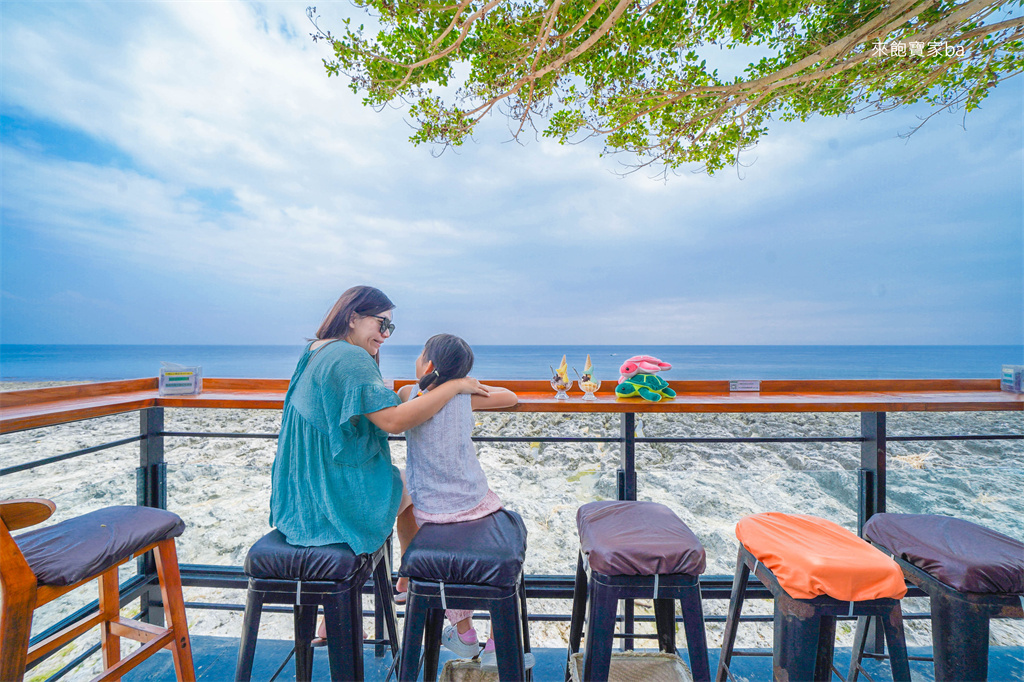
[729,380,761,392]
[1001,365,1023,393]
[159,362,203,396]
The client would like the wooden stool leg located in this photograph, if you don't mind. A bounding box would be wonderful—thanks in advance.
[715,552,749,682]
[0,524,37,682]
[154,539,195,682]
[99,567,122,672]
[679,585,711,682]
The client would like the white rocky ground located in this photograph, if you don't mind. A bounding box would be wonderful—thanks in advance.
[2,382,1021,680]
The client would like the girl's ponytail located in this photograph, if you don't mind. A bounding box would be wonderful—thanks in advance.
[417,334,474,392]
[418,368,442,391]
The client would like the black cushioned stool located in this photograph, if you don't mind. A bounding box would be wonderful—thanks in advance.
[234,530,399,682]
[717,513,911,682]
[852,513,1024,682]
[567,501,710,682]
[398,509,531,682]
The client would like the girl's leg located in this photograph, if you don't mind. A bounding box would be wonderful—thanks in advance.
[395,470,418,595]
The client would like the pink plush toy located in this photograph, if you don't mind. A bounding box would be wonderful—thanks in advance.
[618,355,672,383]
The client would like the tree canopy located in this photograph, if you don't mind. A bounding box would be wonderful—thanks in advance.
[309,1,1024,173]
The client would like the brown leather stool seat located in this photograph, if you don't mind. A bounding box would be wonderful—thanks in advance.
[568,501,710,682]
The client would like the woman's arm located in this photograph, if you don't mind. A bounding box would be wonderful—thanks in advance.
[365,378,488,434]
[471,385,518,410]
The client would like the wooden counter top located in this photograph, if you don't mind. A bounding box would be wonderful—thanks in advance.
[1,378,1020,434]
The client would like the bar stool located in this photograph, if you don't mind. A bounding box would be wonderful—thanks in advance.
[566,501,711,682]
[851,513,1024,682]
[0,499,195,682]
[398,509,531,682]
[717,512,911,682]
[234,529,399,682]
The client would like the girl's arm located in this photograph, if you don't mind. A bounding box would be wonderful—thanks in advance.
[366,378,488,434]
[471,385,518,410]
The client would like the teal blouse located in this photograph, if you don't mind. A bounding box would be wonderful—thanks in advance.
[269,340,402,554]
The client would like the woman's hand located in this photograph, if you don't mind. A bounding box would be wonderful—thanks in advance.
[453,377,490,396]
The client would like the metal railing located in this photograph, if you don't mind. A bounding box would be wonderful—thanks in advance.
[3,397,1022,680]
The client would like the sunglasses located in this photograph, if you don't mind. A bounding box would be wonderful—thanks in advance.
[368,314,396,335]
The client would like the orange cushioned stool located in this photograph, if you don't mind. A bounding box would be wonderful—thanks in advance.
[716,512,910,682]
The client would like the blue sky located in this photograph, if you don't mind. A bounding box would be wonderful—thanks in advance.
[1,1,1022,347]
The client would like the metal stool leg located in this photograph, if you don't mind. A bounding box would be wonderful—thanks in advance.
[398,592,427,682]
[715,552,750,682]
[847,615,871,682]
[679,584,711,682]
[653,598,676,654]
[566,553,588,680]
[293,603,316,682]
[491,595,527,682]
[880,606,912,682]
[932,593,990,681]
[422,607,445,682]
[234,589,265,682]
[582,580,618,682]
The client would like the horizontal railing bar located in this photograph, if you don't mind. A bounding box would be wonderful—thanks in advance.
[38,641,102,682]
[152,431,1023,445]
[888,434,1024,441]
[637,437,864,444]
[0,435,145,477]
[161,431,279,439]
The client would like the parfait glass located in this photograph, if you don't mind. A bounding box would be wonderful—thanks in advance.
[579,378,600,401]
[551,377,572,400]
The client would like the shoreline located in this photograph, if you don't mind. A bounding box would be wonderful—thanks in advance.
[3,380,1021,679]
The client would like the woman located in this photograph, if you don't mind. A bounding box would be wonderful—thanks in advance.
[269,285,486,575]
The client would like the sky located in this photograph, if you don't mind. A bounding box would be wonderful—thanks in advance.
[1,1,1022,348]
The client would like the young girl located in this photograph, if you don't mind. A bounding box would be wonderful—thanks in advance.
[397,334,528,670]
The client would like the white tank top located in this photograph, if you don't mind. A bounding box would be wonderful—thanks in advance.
[405,392,489,514]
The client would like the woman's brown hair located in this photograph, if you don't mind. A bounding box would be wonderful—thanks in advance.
[316,286,395,340]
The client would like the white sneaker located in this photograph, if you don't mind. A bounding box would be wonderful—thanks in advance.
[479,651,536,672]
[442,625,481,658]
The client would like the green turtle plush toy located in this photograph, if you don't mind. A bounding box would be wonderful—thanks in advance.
[614,355,676,402]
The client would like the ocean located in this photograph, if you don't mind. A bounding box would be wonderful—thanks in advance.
[1,344,1021,382]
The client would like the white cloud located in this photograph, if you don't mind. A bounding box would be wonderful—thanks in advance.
[1,0,1021,345]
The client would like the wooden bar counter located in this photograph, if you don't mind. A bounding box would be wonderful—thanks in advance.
[2,377,1020,434]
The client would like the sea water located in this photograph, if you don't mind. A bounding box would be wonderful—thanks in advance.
[2,344,1021,382]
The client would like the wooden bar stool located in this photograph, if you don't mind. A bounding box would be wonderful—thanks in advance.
[398,510,531,682]
[0,499,195,682]
[566,501,710,682]
[234,529,399,682]
[852,513,1024,682]
[716,512,911,682]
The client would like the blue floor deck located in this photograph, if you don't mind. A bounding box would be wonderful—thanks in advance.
[125,636,1024,681]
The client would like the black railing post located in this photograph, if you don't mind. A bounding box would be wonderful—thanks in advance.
[859,412,887,533]
[618,413,638,650]
[137,407,166,626]
[618,413,637,502]
[859,411,888,655]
